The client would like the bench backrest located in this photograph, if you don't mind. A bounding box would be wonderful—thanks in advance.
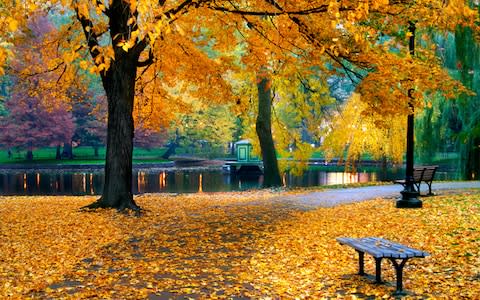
[421,166,438,181]
[412,167,425,182]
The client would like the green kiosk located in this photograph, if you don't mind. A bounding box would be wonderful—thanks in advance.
[223,140,263,174]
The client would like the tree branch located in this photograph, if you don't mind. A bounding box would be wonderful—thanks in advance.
[22,61,65,78]
[155,0,209,21]
[137,49,154,67]
[93,0,111,17]
[74,7,101,63]
[208,2,331,16]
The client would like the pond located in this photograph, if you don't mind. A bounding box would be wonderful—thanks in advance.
[0,167,459,196]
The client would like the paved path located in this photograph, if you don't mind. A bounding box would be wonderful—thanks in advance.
[277,181,480,209]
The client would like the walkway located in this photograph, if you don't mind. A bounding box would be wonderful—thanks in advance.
[277,181,480,209]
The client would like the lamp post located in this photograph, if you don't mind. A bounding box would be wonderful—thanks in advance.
[397,21,422,208]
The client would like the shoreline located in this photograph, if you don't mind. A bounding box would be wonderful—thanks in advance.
[0,160,230,173]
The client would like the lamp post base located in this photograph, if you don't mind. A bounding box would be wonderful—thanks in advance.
[397,190,422,208]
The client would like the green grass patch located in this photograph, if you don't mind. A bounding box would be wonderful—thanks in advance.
[0,146,169,165]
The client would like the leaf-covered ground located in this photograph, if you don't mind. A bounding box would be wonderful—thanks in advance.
[1,190,479,299]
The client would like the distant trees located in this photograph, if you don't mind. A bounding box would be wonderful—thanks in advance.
[0,13,71,159]
[176,104,236,156]
[71,93,107,157]
[133,126,166,150]
[0,86,75,160]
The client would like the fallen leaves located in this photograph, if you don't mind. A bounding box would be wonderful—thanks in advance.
[0,190,479,298]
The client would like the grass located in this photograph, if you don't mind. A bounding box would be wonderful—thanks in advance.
[0,146,169,165]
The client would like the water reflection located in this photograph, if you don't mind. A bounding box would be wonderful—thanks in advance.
[0,167,448,196]
[0,172,103,195]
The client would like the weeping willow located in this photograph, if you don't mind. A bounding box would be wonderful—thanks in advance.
[415,27,480,179]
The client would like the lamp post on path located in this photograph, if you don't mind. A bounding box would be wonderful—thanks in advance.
[396,21,422,208]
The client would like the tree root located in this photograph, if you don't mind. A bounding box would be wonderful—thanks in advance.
[80,196,143,216]
[80,199,105,211]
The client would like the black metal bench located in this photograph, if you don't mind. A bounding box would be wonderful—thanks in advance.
[394,165,438,195]
[337,237,429,295]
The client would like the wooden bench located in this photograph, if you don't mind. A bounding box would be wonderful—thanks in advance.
[337,237,429,295]
[394,165,438,195]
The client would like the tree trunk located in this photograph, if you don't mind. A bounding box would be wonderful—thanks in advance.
[161,143,177,160]
[74,0,148,211]
[62,141,74,159]
[56,145,62,160]
[256,72,282,188]
[85,54,140,211]
[161,129,181,159]
[26,150,33,161]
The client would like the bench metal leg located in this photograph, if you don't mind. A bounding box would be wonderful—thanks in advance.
[426,182,433,196]
[389,258,409,295]
[356,250,365,275]
[375,258,383,283]
[414,182,421,193]
[355,252,382,283]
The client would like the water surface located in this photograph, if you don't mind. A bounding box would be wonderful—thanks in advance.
[0,167,458,196]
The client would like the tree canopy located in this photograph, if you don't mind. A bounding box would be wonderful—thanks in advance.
[0,0,478,208]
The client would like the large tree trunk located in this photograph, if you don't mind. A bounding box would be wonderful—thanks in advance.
[256,72,282,188]
[85,54,140,210]
[78,0,150,211]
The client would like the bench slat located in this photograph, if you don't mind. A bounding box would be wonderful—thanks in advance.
[343,237,407,258]
[337,237,429,258]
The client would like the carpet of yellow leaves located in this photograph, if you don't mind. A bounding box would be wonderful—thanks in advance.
[0,190,479,299]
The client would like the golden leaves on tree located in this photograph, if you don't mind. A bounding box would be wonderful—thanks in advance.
[323,93,406,166]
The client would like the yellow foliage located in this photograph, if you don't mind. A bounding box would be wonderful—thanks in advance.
[0,0,477,143]
[1,190,479,298]
[323,93,406,166]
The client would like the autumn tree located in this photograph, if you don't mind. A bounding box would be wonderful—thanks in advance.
[0,13,76,160]
[205,0,476,188]
[323,93,406,168]
[225,13,334,186]
[8,1,238,210]
[174,103,236,156]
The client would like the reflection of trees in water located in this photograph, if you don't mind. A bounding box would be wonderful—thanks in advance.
[0,168,459,195]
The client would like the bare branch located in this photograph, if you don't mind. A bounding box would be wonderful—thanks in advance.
[22,61,64,78]
[208,2,331,16]
[56,65,68,84]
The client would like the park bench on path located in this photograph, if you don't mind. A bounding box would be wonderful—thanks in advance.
[394,165,438,196]
[337,237,430,295]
